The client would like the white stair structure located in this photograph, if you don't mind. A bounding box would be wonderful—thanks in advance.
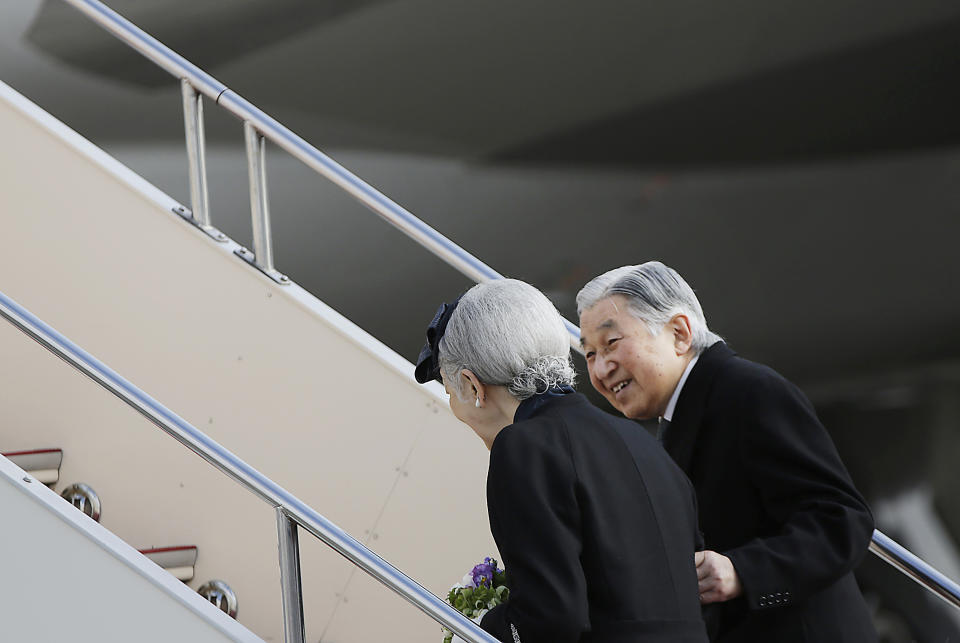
[0,454,262,643]
[0,76,494,641]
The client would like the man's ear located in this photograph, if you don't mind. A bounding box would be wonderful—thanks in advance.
[461,369,487,404]
[669,314,694,356]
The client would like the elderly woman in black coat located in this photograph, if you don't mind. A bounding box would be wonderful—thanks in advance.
[415,279,708,643]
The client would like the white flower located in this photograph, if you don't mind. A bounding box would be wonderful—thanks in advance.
[461,572,477,588]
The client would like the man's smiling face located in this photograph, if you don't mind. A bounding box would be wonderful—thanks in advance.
[579,295,689,420]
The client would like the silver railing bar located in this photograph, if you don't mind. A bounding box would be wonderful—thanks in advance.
[0,290,497,643]
[276,507,306,643]
[244,122,276,275]
[869,529,960,610]
[59,0,581,348]
[215,87,506,284]
[60,1,226,99]
[58,0,501,279]
[180,79,212,231]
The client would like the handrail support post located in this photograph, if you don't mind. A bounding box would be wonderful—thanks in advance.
[244,122,275,273]
[181,79,212,229]
[277,507,306,643]
[240,121,288,283]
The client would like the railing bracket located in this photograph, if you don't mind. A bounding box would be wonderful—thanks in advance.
[172,205,229,243]
[234,247,290,285]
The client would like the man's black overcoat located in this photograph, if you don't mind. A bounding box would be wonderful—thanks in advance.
[479,393,708,643]
[664,342,878,642]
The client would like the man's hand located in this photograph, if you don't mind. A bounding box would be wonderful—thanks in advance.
[695,550,742,604]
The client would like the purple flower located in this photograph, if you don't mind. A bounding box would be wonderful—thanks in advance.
[470,557,502,588]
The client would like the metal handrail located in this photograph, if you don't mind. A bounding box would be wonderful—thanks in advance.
[0,290,496,643]
[37,0,960,625]
[5,296,960,643]
[869,530,960,610]
[57,0,583,345]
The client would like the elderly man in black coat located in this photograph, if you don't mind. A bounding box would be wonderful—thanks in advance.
[577,261,878,643]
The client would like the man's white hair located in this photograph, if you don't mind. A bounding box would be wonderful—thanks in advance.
[576,261,722,354]
[439,279,575,401]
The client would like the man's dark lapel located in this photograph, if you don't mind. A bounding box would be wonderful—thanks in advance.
[663,341,735,474]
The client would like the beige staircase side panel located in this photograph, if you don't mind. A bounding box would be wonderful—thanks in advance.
[0,80,496,642]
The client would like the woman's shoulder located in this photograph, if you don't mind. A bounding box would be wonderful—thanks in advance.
[489,398,583,468]
[488,424,577,497]
[493,411,569,453]
[492,393,633,458]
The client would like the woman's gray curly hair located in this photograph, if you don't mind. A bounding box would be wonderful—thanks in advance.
[438,279,575,401]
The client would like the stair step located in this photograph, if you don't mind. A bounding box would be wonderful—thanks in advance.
[3,452,197,581]
[139,545,198,582]
[2,448,62,485]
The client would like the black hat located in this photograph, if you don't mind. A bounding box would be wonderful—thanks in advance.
[414,295,463,384]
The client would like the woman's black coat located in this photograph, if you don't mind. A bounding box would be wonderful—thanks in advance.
[479,393,708,643]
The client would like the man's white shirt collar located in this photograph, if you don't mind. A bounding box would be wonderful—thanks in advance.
[663,354,699,422]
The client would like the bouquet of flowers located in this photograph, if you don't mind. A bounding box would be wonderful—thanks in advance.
[441,557,509,643]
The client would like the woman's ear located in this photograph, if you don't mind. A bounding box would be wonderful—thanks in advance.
[669,314,694,356]
[461,369,487,405]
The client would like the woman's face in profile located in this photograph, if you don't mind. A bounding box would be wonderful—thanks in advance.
[444,375,475,427]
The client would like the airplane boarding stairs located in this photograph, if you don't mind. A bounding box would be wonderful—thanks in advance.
[0,79,497,642]
[0,453,260,642]
[3,448,200,580]
[2,1,960,641]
